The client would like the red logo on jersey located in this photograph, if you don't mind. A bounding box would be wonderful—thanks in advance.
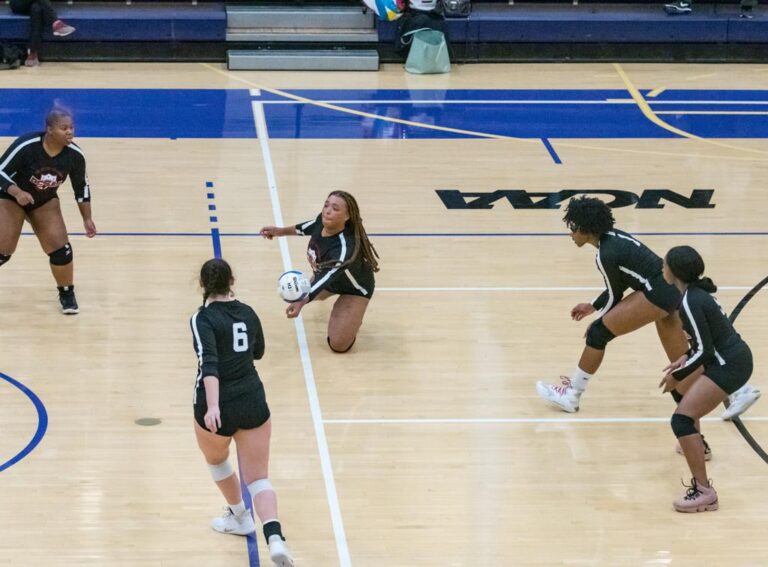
[29,170,63,191]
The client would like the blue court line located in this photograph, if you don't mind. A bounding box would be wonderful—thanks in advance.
[238,461,261,567]
[0,372,48,473]
[541,138,562,164]
[205,185,259,566]
[206,184,223,259]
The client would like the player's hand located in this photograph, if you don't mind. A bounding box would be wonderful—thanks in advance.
[286,298,307,319]
[260,226,280,240]
[659,373,680,394]
[571,303,595,321]
[12,189,34,207]
[662,354,688,375]
[83,218,97,238]
[204,405,222,433]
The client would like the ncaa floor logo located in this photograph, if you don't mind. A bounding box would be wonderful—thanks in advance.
[435,189,716,210]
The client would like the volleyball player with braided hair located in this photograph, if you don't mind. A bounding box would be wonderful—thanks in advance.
[261,191,379,353]
[536,196,689,413]
[660,245,753,512]
[191,258,293,566]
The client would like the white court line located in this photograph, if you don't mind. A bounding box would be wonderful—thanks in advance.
[656,111,768,116]
[251,99,352,567]
[376,286,756,292]
[324,416,768,425]
[260,99,634,105]
[608,99,768,105]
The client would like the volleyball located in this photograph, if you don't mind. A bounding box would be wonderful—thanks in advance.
[277,270,311,303]
[362,0,405,21]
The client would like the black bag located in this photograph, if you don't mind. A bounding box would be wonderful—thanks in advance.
[0,43,25,70]
[442,0,471,18]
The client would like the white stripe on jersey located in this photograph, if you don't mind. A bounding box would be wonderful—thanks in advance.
[679,292,706,373]
[310,232,347,294]
[619,266,653,291]
[190,312,204,404]
[0,136,40,184]
[606,230,641,247]
[344,269,368,296]
[714,348,725,366]
[298,219,315,235]
[79,174,90,201]
[594,251,614,318]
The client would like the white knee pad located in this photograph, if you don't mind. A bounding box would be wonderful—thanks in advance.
[208,460,235,482]
[247,478,274,499]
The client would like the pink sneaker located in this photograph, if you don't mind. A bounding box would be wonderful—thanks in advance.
[52,20,76,37]
[673,478,718,513]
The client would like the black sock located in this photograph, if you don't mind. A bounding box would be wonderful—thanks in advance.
[263,520,285,542]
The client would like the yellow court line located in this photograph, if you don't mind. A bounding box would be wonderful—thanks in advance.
[612,62,768,157]
[647,88,666,98]
[199,63,768,163]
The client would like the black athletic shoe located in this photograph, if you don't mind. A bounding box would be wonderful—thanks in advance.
[664,1,693,14]
[58,286,79,315]
[740,5,754,18]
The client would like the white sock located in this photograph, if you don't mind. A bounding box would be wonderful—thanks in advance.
[229,501,247,517]
[570,368,592,392]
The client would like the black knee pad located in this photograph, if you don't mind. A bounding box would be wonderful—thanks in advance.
[0,254,10,267]
[48,243,73,266]
[585,319,615,350]
[327,336,355,353]
[671,413,697,438]
[670,390,683,404]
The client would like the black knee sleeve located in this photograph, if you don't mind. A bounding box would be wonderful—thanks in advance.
[671,413,697,438]
[670,390,683,404]
[48,243,73,266]
[327,336,355,353]
[0,253,10,267]
[585,319,615,350]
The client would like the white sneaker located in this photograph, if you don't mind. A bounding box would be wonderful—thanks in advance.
[722,385,761,420]
[268,535,294,566]
[211,507,255,536]
[536,376,582,413]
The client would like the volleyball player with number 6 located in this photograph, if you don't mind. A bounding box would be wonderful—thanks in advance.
[190,258,293,567]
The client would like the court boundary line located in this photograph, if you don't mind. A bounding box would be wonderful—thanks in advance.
[322,416,768,425]
[613,63,768,157]
[726,275,768,464]
[200,62,768,163]
[251,94,352,567]
[0,371,48,473]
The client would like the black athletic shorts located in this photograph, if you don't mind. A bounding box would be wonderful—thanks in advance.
[704,343,753,395]
[0,191,58,212]
[642,273,682,314]
[324,269,375,299]
[194,384,271,437]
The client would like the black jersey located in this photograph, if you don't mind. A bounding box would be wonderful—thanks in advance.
[672,286,748,381]
[591,229,665,315]
[190,300,265,404]
[0,132,90,211]
[295,214,375,301]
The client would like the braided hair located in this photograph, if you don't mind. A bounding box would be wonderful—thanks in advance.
[665,245,717,293]
[318,191,380,273]
[199,258,233,307]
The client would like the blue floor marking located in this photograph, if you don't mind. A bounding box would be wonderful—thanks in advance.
[0,372,49,473]
[541,138,562,164]
[1,88,767,139]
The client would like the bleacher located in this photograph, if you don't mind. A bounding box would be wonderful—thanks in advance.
[1,1,766,64]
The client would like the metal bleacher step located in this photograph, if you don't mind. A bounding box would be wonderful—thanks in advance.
[227,48,380,71]
[226,5,374,30]
[226,27,378,43]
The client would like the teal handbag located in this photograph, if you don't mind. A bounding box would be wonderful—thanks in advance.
[404,29,450,74]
